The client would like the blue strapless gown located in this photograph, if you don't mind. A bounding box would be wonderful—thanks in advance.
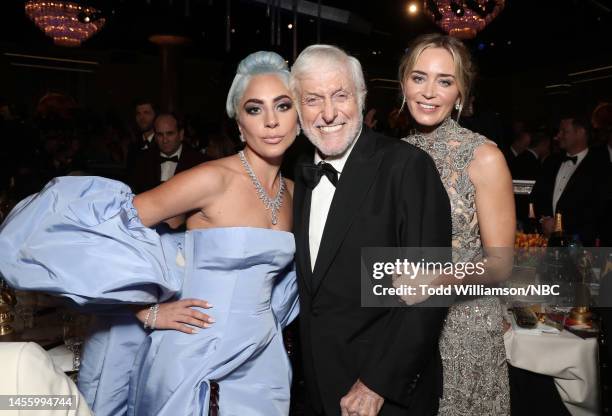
[0,177,299,416]
[129,228,297,415]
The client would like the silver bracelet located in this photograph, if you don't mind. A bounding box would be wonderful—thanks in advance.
[150,304,160,330]
[143,304,156,329]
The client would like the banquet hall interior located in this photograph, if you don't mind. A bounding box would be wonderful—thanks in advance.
[0,1,612,415]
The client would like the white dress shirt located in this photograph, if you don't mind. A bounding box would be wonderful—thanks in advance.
[160,145,182,182]
[142,132,155,150]
[552,147,588,213]
[309,134,359,271]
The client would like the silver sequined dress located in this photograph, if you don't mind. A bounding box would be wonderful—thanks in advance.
[403,118,510,416]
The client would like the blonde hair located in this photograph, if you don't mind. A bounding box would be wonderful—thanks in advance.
[398,33,475,118]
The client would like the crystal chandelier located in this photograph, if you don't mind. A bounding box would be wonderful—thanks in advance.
[25,1,106,47]
[424,0,505,39]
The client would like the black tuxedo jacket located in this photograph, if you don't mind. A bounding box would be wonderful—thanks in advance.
[128,145,206,193]
[511,150,539,180]
[293,127,452,415]
[126,137,158,175]
[531,148,611,246]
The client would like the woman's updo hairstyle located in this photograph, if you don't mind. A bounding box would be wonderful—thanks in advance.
[398,33,476,117]
[226,51,290,119]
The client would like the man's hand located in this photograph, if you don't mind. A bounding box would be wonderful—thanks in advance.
[340,379,384,416]
[134,298,214,334]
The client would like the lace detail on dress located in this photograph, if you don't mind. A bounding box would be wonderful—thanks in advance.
[404,117,488,252]
[403,118,510,416]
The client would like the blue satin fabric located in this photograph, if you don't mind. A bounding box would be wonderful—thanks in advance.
[0,177,186,415]
[78,312,147,414]
[0,177,299,415]
[128,227,298,416]
[0,176,182,305]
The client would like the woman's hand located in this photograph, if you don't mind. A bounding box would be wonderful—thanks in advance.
[134,299,214,334]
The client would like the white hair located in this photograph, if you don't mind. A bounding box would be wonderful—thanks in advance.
[290,44,367,112]
[226,51,290,119]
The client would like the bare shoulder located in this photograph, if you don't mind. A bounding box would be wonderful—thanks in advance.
[469,141,508,183]
[468,141,512,187]
[161,155,239,197]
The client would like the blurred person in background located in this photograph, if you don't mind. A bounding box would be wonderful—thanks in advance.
[128,112,205,193]
[126,99,158,173]
[531,114,611,245]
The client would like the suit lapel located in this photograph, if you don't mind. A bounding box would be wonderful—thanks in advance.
[155,153,163,184]
[311,128,383,296]
[176,151,185,173]
[294,156,315,295]
[557,152,591,209]
[543,159,562,213]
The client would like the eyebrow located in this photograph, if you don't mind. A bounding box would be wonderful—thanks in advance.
[411,70,456,78]
[244,95,292,106]
[274,94,292,102]
[303,88,348,97]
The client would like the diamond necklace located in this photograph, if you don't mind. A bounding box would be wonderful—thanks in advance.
[238,150,285,225]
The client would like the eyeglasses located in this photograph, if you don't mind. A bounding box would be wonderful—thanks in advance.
[301,90,354,108]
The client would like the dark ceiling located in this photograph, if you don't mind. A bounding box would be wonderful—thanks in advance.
[2,1,611,73]
[1,0,611,118]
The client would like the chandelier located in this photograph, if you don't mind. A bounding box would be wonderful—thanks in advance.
[25,1,106,47]
[424,0,505,39]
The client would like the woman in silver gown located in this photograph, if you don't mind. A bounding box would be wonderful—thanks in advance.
[399,34,516,415]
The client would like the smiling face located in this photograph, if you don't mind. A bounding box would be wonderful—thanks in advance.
[296,66,362,157]
[237,73,298,161]
[402,47,461,132]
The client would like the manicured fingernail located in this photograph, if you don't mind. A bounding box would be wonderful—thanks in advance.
[208,317,216,323]
[205,302,213,308]
[203,323,211,328]
[191,328,200,334]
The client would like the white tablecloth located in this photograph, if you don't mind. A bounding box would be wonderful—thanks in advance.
[47,344,75,373]
[504,323,600,416]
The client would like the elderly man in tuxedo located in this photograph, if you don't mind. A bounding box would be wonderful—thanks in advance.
[129,113,205,194]
[290,45,452,416]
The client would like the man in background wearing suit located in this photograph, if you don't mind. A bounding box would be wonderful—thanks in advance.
[126,99,158,174]
[129,113,205,194]
[291,45,451,416]
[531,115,611,246]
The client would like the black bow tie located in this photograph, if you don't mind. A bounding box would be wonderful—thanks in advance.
[561,155,578,165]
[301,162,339,188]
[160,155,179,163]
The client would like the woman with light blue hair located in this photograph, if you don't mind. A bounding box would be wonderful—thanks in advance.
[0,51,300,415]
